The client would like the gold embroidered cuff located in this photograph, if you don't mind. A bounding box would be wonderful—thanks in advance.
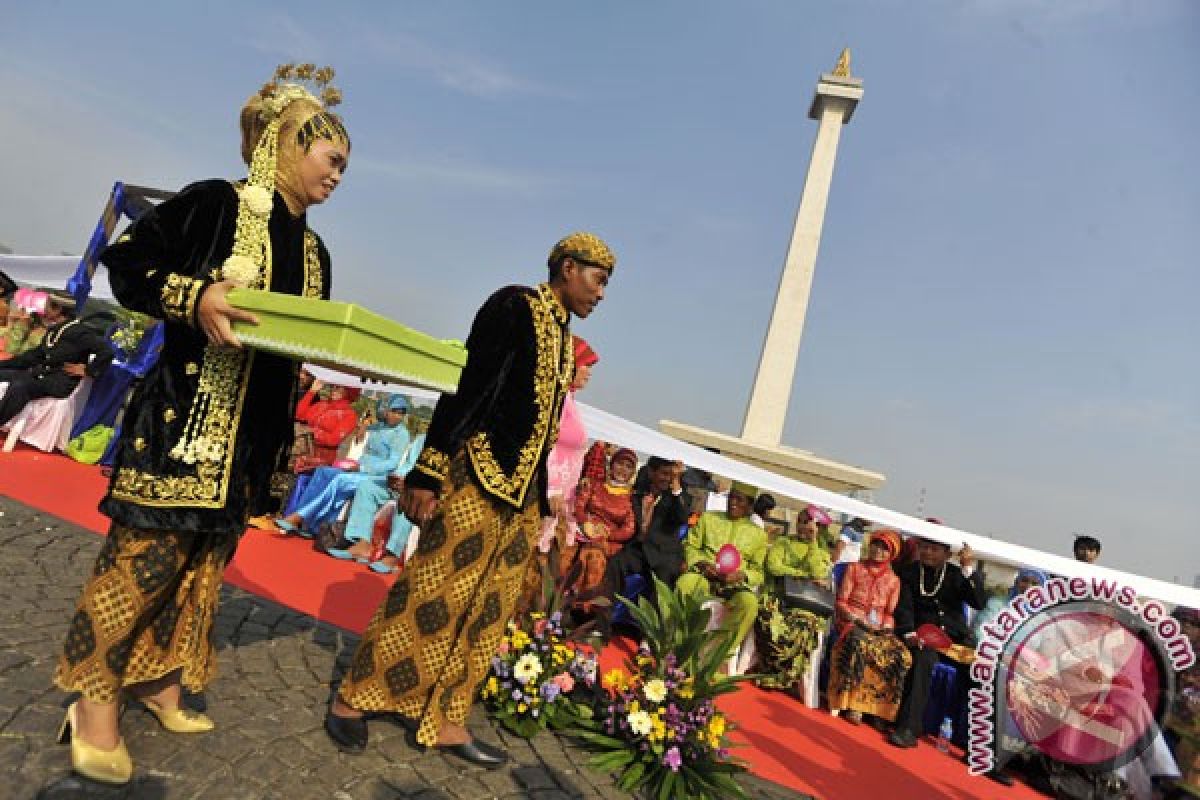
[413,447,450,481]
[160,273,208,326]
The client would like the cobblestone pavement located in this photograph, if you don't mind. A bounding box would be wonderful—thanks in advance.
[0,496,806,800]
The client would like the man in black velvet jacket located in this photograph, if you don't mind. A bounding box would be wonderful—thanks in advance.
[329,232,616,769]
[890,537,986,748]
[0,292,112,426]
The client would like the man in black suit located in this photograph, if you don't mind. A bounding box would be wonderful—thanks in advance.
[0,291,112,426]
[890,537,986,748]
[598,456,691,625]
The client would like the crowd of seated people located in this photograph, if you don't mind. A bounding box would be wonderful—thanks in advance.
[517,437,1200,796]
[229,366,1198,797]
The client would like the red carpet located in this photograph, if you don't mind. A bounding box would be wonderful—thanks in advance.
[1,446,1046,799]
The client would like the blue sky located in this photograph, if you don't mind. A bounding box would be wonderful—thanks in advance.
[1,1,1197,585]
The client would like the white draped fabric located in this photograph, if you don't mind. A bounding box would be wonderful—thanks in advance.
[0,255,115,301]
[304,364,1199,609]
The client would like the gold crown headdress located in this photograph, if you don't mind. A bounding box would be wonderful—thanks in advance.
[169,63,346,468]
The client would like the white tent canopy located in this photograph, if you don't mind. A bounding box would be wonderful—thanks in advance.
[304,364,1200,610]
[0,255,115,301]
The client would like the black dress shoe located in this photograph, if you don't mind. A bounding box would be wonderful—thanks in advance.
[388,713,419,733]
[864,715,890,733]
[439,738,508,769]
[324,709,368,754]
[982,769,1014,787]
[888,729,918,749]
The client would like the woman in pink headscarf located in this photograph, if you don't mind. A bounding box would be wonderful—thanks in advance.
[518,335,598,611]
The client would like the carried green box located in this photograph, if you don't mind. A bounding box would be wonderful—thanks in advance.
[227,288,466,393]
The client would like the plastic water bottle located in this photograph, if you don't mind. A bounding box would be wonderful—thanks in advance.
[936,716,953,753]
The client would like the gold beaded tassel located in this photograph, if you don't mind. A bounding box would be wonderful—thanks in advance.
[168,116,280,471]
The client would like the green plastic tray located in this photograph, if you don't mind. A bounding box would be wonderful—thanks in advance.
[227,288,466,393]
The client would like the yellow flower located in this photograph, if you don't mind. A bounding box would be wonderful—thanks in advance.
[510,630,531,650]
[602,669,630,692]
[485,677,499,696]
[678,677,695,700]
[707,714,727,744]
[643,679,667,704]
[517,703,528,713]
[649,713,666,743]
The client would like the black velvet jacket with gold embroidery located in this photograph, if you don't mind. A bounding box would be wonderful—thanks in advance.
[98,179,331,535]
[407,283,573,511]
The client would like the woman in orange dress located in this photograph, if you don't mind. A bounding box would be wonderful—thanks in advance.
[827,529,912,724]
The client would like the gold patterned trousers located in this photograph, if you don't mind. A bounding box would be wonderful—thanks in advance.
[55,524,234,704]
[338,454,539,746]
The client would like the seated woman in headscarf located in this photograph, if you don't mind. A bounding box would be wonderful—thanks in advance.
[754,503,834,692]
[828,529,912,725]
[564,447,638,616]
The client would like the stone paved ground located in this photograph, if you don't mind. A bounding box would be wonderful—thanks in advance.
[0,496,806,800]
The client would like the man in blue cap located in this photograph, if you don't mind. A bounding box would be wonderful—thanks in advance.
[275,393,412,535]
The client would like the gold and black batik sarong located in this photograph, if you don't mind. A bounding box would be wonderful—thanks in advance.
[55,524,235,704]
[338,453,540,746]
[827,624,914,721]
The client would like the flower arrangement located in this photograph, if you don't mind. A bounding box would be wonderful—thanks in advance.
[109,313,150,359]
[480,610,599,738]
[575,576,749,799]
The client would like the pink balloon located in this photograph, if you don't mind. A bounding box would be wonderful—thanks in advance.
[714,543,742,575]
[332,459,359,471]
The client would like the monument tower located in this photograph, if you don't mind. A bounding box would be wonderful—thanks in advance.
[661,49,883,494]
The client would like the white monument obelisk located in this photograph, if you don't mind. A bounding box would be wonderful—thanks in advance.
[661,50,882,494]
[741,49,863,446]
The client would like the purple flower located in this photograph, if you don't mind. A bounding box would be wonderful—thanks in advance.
[663,747,682,772]
[511,689,523,700]
[541,682,561,702]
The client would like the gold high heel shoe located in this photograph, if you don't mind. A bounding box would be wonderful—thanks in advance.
[141,697,215,733]
[57,702,133,785]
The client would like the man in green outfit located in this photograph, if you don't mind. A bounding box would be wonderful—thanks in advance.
[676,481,769,658]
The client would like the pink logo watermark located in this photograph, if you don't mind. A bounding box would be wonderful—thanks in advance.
[968,577,1195,776]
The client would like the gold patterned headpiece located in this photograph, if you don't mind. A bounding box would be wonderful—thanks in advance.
[255,63,349,152]
[548,232,616,272]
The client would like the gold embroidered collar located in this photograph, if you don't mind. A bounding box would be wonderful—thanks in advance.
[535,282,569,326]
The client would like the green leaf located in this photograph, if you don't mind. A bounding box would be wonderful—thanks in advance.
[657,770,679,800]
[618,760,645,791]
[589,749,635,772]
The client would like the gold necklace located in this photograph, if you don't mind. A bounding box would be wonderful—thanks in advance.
[918,563,947,597]
[45,318,79,349]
